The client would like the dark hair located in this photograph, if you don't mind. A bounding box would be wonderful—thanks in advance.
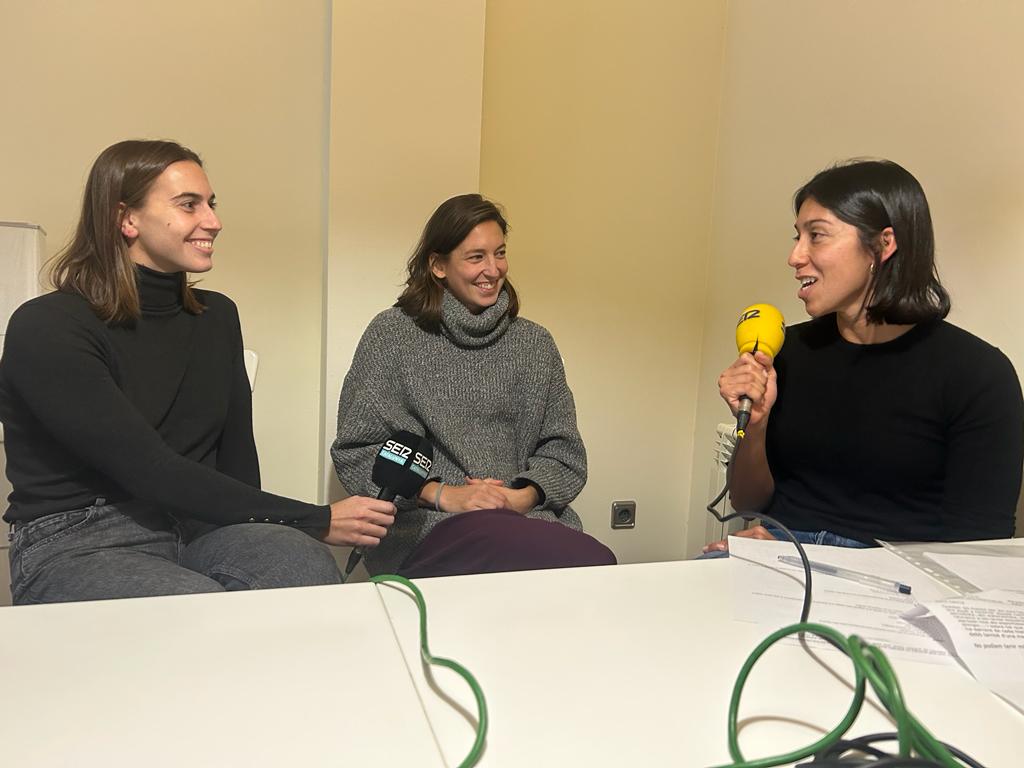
[794,159,950,324]
[50,139,207,325]
[396,193,520,332]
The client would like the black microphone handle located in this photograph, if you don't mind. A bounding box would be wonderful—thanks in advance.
[345,485,397,578]
[736,395,753,438]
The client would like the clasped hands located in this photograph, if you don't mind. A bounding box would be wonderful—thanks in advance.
[429,477,539,515]
[320,477,539,548]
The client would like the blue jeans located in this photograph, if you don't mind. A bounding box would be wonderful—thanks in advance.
[699,526,871,559]
[763,527,871,548]
[8,501,341,605]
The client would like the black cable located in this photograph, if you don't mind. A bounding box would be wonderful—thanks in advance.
[705,431,815,624]
[800,732,987,768]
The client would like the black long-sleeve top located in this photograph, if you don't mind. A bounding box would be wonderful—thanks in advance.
[765,315,1023,543]
[0,266,329,535]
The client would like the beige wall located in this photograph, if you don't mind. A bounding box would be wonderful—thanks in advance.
[480,1,729,562]
[324,1,487,506]
[3,0,1020,568]
[687,0,1024,552]
[0,0,329,502]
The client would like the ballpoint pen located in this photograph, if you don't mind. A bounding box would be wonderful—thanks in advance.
[777,554,912,595]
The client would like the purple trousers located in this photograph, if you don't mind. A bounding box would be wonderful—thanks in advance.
[398,508,616,579]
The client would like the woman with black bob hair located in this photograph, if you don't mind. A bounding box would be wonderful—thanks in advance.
[0,140,396,603]
[708,159,1022,553]
[800,159,949,325]
[332,193,615,577]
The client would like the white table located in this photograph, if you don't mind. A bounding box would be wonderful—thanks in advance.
[2,559,1022,766]
[378,559,1024,767]
[0,584,445,767]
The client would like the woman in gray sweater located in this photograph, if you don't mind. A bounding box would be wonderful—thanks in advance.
[331,194,615,577]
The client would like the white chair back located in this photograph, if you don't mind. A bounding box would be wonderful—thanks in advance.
[243,349,259,393]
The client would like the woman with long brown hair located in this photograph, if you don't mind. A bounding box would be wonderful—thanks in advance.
[332,193,615,577]
[0,139,395,604]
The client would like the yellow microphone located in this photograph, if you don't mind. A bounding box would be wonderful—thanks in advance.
[734,304,786,438]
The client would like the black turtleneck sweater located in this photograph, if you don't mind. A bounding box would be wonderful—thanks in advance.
[0,267,329,535]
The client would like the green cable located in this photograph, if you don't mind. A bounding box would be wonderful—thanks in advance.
[848,638,960,767]
[365,577,965,767]
[711,622,968,768]
[371,574,489,768]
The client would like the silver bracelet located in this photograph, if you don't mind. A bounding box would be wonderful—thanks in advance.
[433,482,446,512]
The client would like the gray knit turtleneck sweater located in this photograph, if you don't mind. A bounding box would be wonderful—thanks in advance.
[331,289,587,575]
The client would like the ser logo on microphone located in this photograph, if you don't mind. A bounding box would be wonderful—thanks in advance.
[409,451,432,478]
[382,439,412,461]
[736,303,786,358]
[380,439,433,478]
[737,307,762,324]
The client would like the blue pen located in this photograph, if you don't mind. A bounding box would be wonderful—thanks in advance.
[777,554,912,595]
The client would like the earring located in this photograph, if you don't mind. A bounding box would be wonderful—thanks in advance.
[869,262,876,275]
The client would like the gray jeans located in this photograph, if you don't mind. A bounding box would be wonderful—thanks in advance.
[8,501,341,605]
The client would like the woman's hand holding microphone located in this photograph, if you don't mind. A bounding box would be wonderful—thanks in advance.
[717,350,778,436]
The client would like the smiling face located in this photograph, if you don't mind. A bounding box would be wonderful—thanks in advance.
[788,198,882,324]
[120,160,221,274]
[430,219,507,313]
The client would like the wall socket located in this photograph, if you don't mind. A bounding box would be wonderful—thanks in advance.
[611,500,636,529]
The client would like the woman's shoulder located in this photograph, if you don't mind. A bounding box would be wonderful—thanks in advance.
[192,288,239,318]
[2,292,112,370]
[508,315,557,345]
[925,319,999,347]
[191,290,248,342]
[340,308,420,385]
[348,307,423,360]
[7,290,101,335]
[360,306,423,340]
[504,315,563,361]
[935,324,1022,418]
[370,305,412,327]
[919,320,1017,373]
